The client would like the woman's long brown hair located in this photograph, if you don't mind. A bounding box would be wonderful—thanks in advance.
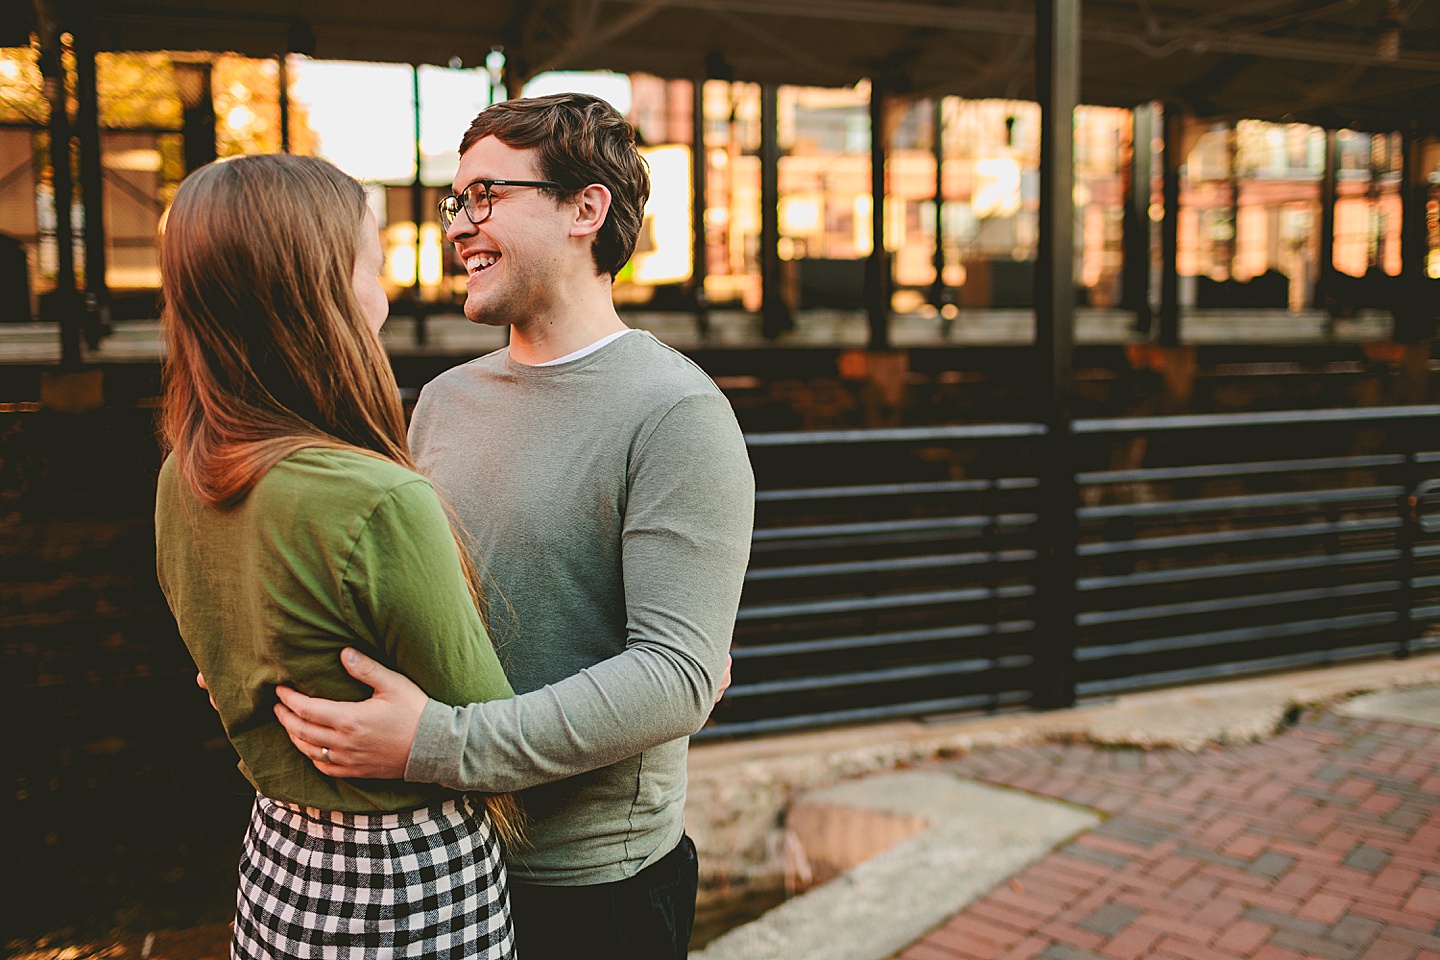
[160,154,522,844]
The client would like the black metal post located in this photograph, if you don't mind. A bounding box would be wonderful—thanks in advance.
[1367,133,1385,272]
[1396,419,1422,660]
[1227,122,1240,279]
[691,76,710,339]
[278,54,291,154]
[1396,124,1430,343]
[929,97,950,316]
[176,60,216,174]
[1159,103,1182,348]
[759,82,791,339]
[1316,129,1337,311]
[73,22,108,349]
[411,65,427,347]
[33,0,81,368]
[1032,0,1080,710]
[865,76,891,351]
[1123,103,1153,336]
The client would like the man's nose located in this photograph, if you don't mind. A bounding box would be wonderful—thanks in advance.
[444,212,474,243]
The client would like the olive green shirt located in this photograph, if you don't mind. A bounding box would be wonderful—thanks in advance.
[156,447,513,813]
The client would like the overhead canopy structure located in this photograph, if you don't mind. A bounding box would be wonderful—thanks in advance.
[7,0,1440,133]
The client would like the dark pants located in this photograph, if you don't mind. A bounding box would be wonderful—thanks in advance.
[507,834,699,960]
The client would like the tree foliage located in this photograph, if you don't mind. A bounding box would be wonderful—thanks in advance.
[0,45,46,124]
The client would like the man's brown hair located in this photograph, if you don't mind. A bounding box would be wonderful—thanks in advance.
[459,92,650,279]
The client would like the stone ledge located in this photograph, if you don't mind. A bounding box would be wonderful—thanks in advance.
[692,772,1099,960]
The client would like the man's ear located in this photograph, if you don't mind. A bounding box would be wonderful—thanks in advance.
[570,183,612,239]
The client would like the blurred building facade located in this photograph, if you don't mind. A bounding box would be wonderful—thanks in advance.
[1,43,1438,324]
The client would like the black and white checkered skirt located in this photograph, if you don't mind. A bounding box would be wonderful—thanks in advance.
[233,793,514,959]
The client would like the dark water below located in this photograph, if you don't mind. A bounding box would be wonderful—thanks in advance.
[691,883,790,950]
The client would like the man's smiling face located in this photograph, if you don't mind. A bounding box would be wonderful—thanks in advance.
[444,137,573,328]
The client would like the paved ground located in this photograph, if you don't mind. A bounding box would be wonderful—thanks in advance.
[897,697,1440,960]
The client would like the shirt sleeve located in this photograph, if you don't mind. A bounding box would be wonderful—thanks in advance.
[342,479,514,710]
[405,392,754,793]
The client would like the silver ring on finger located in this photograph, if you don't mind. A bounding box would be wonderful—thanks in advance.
[321,746,331,764]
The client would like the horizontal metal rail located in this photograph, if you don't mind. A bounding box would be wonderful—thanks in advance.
[746,422,1046,447]
[1076,486,1401,521]
[695,690,1033,740]
[725,654,1034,699]
[1075,548,1400,591]
[1077,453,1405,486]
[1076,641,1400,698]
[756,477,1038,502]
[1076,516,1401,557]
[745,549,1036,583]
[733,620,1036,660]
[736,584,1035,622]
[751,513,1037,543]
[1075,579,1400,627]
[1075,404,1440,435]
[744,408,1440,446]
[1076,611,1399,662]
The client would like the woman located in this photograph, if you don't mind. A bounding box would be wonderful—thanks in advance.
[154,154,518,959]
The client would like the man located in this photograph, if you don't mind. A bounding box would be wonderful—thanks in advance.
[271,93,754,959]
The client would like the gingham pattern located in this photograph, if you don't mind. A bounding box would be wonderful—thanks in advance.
[232,793,514,960]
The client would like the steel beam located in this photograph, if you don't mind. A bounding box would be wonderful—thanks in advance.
[175,60,216,173]
[929,97,950,316]
[759,82,791,338]
[1317,128,1337,310]
[33,0,81,368]
[691,76,709,337]
[1159,103,1182,348]
[1396,124,1432,342]
[278,53,291,153]
[73,22,109,348]
[1033,0,1079,710]
[1123,103,1153,335]
[411,65,428,346]
[865,76,890,351]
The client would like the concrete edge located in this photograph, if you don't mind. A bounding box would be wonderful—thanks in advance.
[691,772,1101,960]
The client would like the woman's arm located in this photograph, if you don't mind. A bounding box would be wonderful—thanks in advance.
[274,478,511,777]
[338,478,512,709]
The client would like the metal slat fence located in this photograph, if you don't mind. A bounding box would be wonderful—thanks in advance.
[699,405,1440,739]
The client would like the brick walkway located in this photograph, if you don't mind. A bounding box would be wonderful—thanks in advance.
[897,708,1440,960]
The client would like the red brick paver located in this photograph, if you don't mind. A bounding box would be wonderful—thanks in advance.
[895,708,1440,960]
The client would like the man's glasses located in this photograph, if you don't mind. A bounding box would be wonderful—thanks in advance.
[438,178,563,228]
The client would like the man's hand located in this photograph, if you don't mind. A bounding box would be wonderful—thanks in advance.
[197,672,217,710]
[273,647,428,780]
[716,653,732,704]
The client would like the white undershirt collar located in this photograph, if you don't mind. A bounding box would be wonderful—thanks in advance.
[534,329,634,366]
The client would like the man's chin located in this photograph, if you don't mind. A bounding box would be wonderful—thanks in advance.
[463,301,512,328]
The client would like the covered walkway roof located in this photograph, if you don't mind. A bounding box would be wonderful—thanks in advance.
[8,0,1440,133]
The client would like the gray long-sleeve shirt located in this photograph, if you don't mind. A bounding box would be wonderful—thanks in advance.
[404,330,755,884]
